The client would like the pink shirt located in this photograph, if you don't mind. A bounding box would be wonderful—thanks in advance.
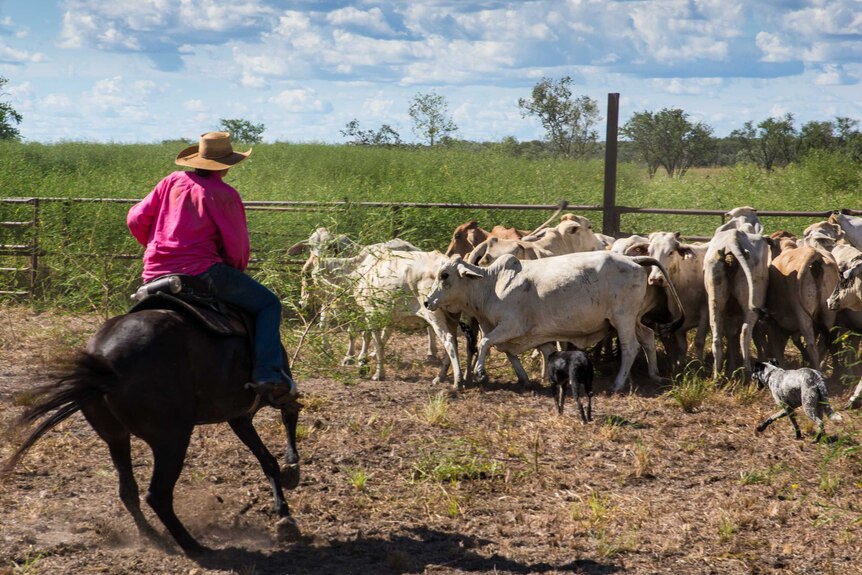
[128,171,250,282]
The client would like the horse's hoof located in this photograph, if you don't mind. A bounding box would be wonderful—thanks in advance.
[183,542,210,557]
[280,463,300,490]
[276,516,301,542]
[341,358,355,366]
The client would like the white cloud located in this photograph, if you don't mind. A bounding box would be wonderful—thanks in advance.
[83,76,159,122]
[326,7,394,36]
[362,94,396,119]
[269,88,330,113]
[7,1,862,143]
[184,99,208,113]
[783,0,862,37]
[627,0,741,64]
[755,31,797,62]
[0,41,47,64]
[177,0,274,32]
[650,77,723,95]
[814,64,853,86]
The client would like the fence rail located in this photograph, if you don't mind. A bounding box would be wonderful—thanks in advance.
[0,196,858,305]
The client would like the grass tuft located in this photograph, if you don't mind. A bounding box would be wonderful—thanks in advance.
[665,370,715,413]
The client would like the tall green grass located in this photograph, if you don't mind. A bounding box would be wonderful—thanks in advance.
[1,141,860,312]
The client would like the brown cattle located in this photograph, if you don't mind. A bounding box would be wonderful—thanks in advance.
[444,221,528,257]
[762,245,839,369]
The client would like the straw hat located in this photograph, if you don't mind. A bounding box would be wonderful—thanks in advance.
[175,131,252,170]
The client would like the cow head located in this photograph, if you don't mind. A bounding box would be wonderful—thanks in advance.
[558,218,603,252]
[288,227,355,258]
[424,256,483,312]
[803,220,843,252]
[445,221,488,257]
[828,262,862,311]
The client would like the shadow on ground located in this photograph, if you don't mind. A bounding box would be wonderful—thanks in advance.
[195,526,622,575]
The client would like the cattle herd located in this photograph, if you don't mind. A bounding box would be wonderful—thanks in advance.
[290,206,862,436]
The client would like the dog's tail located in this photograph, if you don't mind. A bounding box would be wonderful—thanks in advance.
[814,372,843,422]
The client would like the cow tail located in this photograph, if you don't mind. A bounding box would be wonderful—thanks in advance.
[2,352,115,476]
[632,256,686,335]
[726,235,763,316]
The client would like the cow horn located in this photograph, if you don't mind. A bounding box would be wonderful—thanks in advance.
[528,200,569,237]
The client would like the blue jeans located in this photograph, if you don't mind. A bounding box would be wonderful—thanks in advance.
[199,263,287,383]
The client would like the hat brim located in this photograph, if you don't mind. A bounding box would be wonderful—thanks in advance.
[175,145,252,170]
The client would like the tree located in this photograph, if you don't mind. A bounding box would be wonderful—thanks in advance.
[408,91,458,146]
[517,76,600,158]
[730,113,797,171]
[621,108,715,177]
[340,119,402,146]
[219,118,265,144]
[835,117,862,162]
[0,77,22,141]
[798,120,836,155]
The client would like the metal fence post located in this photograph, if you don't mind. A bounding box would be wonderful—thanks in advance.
[603,93,620,237]
[29,198,39,299]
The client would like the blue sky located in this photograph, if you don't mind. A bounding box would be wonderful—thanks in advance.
[0,0,860,144]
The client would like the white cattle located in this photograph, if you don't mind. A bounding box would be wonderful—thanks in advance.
[423,252,685,392]
[716,206,764,234]
[288,226,355,257]
[611,234,649,255]
[299,238,425,366]
[467,218,604,265]
[351,249,463,385]
[827,244,862,312]
[624,232,710,369]
[802,220,844,253]
[559,213,614,250]
[829,211,862,250]
[703,228,770,378]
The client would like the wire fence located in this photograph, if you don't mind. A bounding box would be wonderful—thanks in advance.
[0,196,856,312]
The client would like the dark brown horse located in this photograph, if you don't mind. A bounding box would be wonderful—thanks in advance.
[2,305,301,555]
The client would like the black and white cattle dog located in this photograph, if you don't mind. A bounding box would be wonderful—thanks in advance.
[752,359,842,442]
[547,349,594,422]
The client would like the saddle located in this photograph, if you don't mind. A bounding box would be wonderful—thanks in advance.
[129,274,250,338]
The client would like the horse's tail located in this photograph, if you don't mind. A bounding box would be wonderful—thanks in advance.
[2,352,115,476]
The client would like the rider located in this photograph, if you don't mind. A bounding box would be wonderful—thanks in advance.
[127,131,297,406]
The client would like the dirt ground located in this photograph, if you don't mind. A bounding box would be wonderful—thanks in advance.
[1,305,862,575]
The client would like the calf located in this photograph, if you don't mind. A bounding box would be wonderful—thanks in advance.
[547,349,594,421]
[753,360,842,442]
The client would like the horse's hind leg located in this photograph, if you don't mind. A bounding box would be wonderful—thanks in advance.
[81,401,160,544]
[144,433,205,555]
[107,438,162,541]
